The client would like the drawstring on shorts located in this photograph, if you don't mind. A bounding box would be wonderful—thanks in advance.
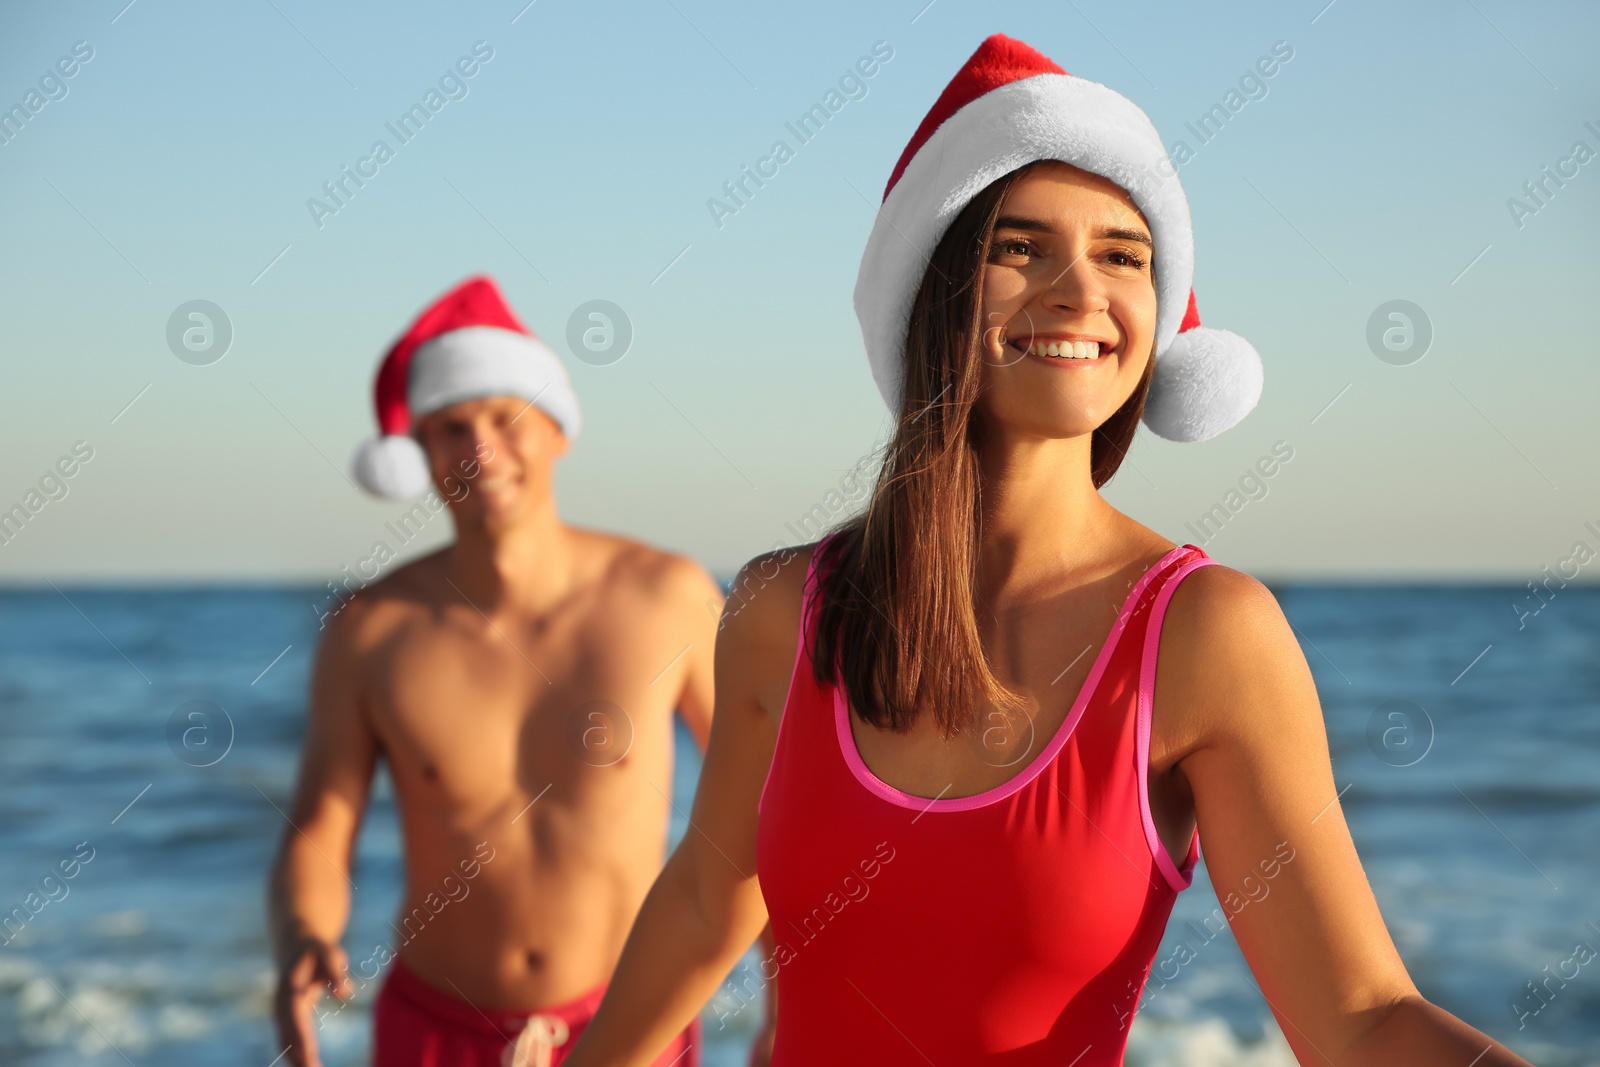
[502,1013,570,1067]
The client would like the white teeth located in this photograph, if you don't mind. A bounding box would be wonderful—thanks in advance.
[1029,340,1101,359]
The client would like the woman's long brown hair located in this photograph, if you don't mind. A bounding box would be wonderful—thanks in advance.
[811,161,1158,737]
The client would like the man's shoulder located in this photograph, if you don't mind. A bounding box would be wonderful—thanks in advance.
[318,548,447,649]
[571,526,721,610]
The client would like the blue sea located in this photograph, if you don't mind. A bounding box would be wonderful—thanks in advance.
[1,581,1596,1066]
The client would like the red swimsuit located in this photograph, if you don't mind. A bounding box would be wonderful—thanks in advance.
[756,537,1215,1064]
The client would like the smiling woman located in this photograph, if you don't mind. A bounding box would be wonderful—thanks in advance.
[815,156,1166,740]
[559,33,1537,1067]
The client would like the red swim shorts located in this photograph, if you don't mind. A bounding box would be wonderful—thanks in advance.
[371,956,702,1067]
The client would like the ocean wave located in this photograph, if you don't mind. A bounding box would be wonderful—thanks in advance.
[1,950,1584,1067]
[1336,782,1600,811]
[0,950,272,1057]
[1125,1016,1297,1067]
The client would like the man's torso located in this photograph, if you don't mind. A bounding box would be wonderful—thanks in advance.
[345,529,709,1009]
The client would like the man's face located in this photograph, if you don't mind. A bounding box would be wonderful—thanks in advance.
[413,395,569,524]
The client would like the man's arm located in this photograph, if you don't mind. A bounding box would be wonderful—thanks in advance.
[265,603,380,1067]
[563,548,805,1067]
[667,555,722,753]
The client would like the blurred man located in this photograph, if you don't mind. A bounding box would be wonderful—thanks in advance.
[266,276,730,1067]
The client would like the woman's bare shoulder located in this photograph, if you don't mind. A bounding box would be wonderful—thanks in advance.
[723,541,819,627]
[1155,560,1315,756]
[1167,559,1283,630]
[718,541,826,722]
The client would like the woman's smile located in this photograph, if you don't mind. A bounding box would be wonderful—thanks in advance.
[1004,333,1117,366]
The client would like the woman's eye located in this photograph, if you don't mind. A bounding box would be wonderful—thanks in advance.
[1106,248,1147,269]
[992,238,1031,258]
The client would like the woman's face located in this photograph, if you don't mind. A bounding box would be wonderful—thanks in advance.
[976,160,1158,440]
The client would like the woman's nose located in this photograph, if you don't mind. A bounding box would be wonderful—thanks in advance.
[1041,255,1110,315]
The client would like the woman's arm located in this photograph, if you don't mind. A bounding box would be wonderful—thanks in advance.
[1159,565,1535,1067]
[565,548,809,1066]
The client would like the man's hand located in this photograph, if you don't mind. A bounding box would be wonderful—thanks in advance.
[272,935,354,1067]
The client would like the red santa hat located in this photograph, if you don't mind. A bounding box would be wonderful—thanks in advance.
[854,34,1262,443]
[350,275,581,500]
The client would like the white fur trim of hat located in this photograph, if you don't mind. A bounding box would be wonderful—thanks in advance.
[854,34,1262,443]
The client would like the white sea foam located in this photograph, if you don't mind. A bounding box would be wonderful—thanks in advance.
[87,910,150,938]
[1,950,1579,1067]
[0,953,263,1055]
[1126,1016,1299,1066]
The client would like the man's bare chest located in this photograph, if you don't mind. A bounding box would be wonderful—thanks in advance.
[361,613,685,798]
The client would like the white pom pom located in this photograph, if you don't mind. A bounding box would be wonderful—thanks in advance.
[350,434,432,500]
[1142,327,1264,443]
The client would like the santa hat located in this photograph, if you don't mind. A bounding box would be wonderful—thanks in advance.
[350,275,581,500]
[854,34,1262,443]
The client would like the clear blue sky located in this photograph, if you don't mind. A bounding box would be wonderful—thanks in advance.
[2,0,1596,583]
